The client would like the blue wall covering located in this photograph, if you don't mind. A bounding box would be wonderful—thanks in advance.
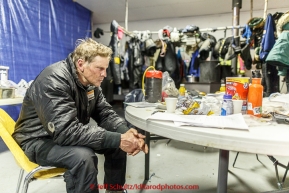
[0,0,91,120]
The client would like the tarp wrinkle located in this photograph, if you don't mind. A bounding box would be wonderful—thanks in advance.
[0,0,91,121]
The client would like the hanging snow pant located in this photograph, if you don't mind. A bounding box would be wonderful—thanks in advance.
[262,62,280,97]
[128,38,143,89]
[101,62,114,103]
[23,138,126,193]
[109,20,122,85]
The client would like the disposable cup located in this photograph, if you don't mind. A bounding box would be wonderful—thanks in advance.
[232,100,243,114]
[165,97,178,113]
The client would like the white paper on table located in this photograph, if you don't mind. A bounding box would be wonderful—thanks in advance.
[147,112,248,130]
[269,94,289,104]
[147,112,203,124]
[124,102,158,108]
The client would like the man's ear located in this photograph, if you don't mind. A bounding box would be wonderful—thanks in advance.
[76,59,84,72]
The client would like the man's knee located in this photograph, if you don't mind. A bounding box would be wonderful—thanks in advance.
[63,147,99,193]
[68,146,98,170]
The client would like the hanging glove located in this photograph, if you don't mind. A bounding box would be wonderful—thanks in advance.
[242,24,252,44]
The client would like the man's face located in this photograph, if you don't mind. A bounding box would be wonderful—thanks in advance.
[77,55,109,87]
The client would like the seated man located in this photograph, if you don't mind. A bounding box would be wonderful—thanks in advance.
[13,38,148,193]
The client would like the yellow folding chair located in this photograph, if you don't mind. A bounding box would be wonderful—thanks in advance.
[0,108,66,193]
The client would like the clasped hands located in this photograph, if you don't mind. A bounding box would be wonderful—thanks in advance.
[120,128,149,156]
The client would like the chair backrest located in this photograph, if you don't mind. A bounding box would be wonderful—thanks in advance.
[0,108,40,172]
[0,108,16,135]
[0,108,66,179]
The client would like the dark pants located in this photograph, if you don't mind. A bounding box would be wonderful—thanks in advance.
[261,63,279,97]
[26,140,127,193]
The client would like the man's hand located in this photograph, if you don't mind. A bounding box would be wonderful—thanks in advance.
[120,128,149,156]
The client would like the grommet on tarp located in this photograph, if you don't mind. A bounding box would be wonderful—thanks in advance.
[142,66,162,103]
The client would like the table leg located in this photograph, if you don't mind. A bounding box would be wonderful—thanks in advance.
[217,149,229,193]
[145,131,150,180]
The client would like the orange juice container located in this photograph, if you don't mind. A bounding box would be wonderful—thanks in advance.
[247,78,263,117]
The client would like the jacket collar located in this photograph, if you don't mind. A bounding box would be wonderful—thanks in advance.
[66,53,89,90]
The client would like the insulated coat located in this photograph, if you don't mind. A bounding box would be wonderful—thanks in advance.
[259,14,276,61]
[266,31,289,76]
[13,54,128,151]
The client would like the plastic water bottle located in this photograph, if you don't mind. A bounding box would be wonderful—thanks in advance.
[221,94,233,116]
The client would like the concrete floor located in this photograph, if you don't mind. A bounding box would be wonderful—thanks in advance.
[1,102,289,193]
[1,138,289,193]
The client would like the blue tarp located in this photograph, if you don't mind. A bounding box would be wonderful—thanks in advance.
[0,0,91,120]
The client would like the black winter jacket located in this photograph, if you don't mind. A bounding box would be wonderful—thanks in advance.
[13,54,128,151]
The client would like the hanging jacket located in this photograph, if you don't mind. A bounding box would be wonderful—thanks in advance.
[267,12,289,76]
[164,41,177,76]
[266,31,289,76]
[177,49,185,81]
[155,40,177,75]
[188,50,200,77]
[102,45,114,103]
[259,14,276,62]
[242,24,252,44]
[109,20,122,85]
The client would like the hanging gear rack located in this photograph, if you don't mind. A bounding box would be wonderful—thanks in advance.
[199,25,244,32]
[96,21,245,41]
[130,25,245,35]
[116,24,245,40]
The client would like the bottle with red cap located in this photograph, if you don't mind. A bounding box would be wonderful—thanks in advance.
[144,70,162,103]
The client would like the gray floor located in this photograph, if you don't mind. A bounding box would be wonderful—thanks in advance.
[2,138,289,193]
[1,102,289,193]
